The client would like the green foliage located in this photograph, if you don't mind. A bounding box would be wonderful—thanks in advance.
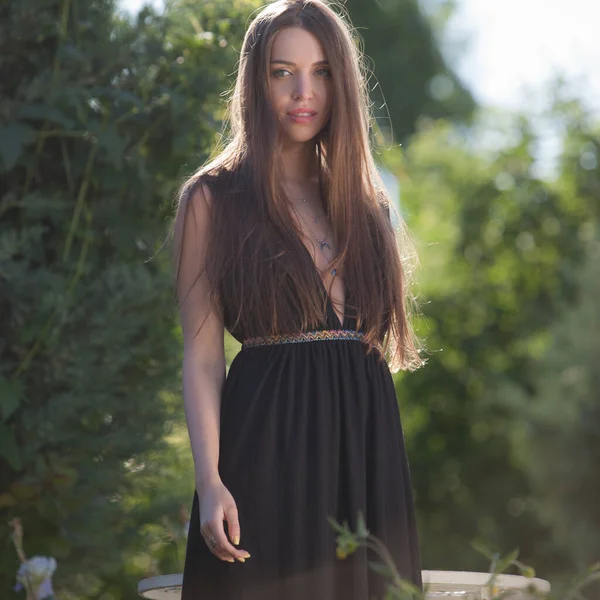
[0,0,258,596]
[498,235,600,569]
[344,0,476,143]
[507,105,600,571]
[330,513,600,600]
[390,101,598,578]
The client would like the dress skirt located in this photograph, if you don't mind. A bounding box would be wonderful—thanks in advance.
[181,319,422,600]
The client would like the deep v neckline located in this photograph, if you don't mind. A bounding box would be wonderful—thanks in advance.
[298,241,346,330]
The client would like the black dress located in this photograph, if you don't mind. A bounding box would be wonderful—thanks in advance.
[181,273,423,600]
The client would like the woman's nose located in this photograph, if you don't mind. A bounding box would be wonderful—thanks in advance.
[293,73,313,100]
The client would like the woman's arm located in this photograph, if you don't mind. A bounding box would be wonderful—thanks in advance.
[174,182,250,563]
[175,181,226,493]
[174,181,251,563]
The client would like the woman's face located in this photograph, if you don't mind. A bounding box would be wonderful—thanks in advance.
[269,27,333,144]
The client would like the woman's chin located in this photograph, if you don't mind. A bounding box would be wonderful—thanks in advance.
[281,128,323,145]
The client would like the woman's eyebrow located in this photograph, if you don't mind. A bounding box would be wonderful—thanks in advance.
[270,59,329,66]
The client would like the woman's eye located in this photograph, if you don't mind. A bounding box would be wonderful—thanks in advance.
[271,68,331,78]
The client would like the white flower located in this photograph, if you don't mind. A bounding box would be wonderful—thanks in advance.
[16,556,57,597]
[37,576,55,599]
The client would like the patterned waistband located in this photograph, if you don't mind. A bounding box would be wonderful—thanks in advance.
[242,329,381,353]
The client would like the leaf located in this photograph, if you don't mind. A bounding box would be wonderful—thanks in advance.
[495,548,520,574]
[49,462,78,488]
[0,121,36,171]
[588,562,600,574]
[34,454,49,477]
[0,423,22,470]
[0,376,24,420]
[18,191,72,218]
[19,104,76,129]
[91,86,145,109]
[0,493,16,508]
[97,124,126,168]
[327,515,348,535]
[50,473,76,489]
[57,43,89,65]
[368,560,395,578]
[9,481,41,501]
[471,540,495,560]
[356,510,370,538]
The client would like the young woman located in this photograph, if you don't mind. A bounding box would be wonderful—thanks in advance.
[173,0,427,598]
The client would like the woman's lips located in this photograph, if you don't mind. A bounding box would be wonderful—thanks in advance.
[287,112,317,124]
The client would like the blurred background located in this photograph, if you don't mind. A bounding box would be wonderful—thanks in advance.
[1,0,598,598]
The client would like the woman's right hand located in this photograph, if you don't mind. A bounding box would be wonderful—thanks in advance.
[197,479,252,563]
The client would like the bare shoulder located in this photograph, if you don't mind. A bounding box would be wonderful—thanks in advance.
[174,176,224,360]
[173,178,217,253]
[184,177,215,218]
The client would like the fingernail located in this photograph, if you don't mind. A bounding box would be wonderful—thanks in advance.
[237,557,246,563]
[233,535,240,545]
[244,553,251,559]
[227,558,234,563]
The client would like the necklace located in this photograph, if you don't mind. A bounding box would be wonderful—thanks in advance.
[289,203,338,277]
[294,202,326,225]
[285,192,327,225]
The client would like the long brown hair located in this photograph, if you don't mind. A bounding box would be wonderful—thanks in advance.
[172,0,426,373]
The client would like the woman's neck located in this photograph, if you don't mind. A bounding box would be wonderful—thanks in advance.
[279,141,319,185]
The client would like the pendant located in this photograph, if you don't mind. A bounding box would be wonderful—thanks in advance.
[331,268,337,276]
[319,240,331,250]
